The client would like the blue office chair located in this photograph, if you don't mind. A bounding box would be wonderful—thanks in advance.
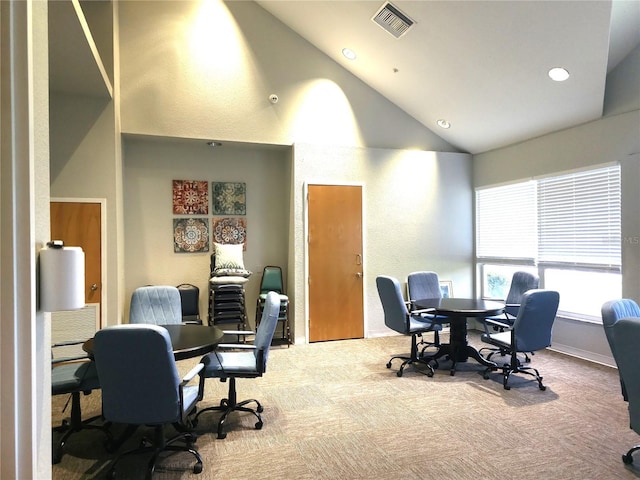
[376,275,442,377]
[601,299,640,401]
[481,289,559,390]
[406,271,450,353]
[129,285,183,325]
[194,291,280,439]
[93,324,204,479]
[611,317,640,465]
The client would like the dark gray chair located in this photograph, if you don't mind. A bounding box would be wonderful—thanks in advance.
[129,285,183,325]
[601,299,640,401]
[194,291,280,439]
[406,271,450,353]
[93,324,204,479]
[51,348,110,463]
[611,317,640,465]
[481,289,559,390]
[177,283,202,324]
[376,275,442,377]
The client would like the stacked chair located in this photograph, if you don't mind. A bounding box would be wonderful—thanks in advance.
[208,251,249,334]
[256,266,291,346]
[177,283,202,324]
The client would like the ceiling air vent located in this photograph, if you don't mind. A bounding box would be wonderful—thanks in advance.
[372,2,415,38]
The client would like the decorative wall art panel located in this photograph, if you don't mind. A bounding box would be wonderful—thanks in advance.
[212,182,246,215]
[173,218,209,253]
[173,180,209,215]
[212,217,247,249]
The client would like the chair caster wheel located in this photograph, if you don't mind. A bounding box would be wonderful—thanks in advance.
[257,405,264,413]
[623,453,634,465]
[504,385,511,390]
[426,370,434,378]
[386,362,392,369]
[483,373,489,380]
[539,385,546,391]
[217,431,227,440]
[193,462,203,474]
[396,370,403,377]
[255,421,263,430]
[450,370,455,376]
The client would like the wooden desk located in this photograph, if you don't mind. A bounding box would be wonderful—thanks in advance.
[83,324,224,361]
[414,298,504,375]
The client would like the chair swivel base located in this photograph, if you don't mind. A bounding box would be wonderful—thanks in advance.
[483,363,546,390]
[386,355,436,377]
[193,378,263,439]
[107,426,202,480]
[623,445,640,465]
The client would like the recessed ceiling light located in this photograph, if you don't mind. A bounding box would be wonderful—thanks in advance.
[437,119,451,129]
[548,67,570,82]
[342,48,357,60]
[206,141,222,147]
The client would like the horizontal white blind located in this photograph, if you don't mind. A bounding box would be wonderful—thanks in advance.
[537,165,621,266]
[476,181,536,259]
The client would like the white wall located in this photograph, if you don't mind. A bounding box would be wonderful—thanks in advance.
[473,47,640,364]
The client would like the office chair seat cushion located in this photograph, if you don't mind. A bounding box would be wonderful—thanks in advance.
[201,351,260,378]
[52,361,100,394]
[408,314,443,333]
[209,276,249,285]
[480,330,511,349]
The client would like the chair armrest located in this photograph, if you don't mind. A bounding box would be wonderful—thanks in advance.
[483,318,511,329]
[52,340,86,348]
[411,308,437,315]
[216,343,257,351]
[181,363,204,385]
[222,330,255,336]
[51,354,90,365]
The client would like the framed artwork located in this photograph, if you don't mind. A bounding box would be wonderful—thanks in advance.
[173,218,209,253]
[212,182,246,215]
[212,217,246,249]
[440,281,453,298]
[172,180,208,215]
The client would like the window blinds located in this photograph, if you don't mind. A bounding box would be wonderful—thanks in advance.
[537,165,621,267]
[476,181,536,260]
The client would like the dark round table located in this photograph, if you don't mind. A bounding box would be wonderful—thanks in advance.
[414,298,504,375]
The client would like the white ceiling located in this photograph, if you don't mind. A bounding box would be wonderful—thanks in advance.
[256,0,640,154]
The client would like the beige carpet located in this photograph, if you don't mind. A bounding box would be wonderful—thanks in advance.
[52,331,640,480]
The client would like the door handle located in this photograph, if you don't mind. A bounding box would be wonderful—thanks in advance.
[356,272,363,278]
[90,283,98,291]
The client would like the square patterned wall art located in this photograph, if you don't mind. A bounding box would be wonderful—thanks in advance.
[173,180,209,215]
[212,217,247,249]
[173,218,209,253]
[212,182,246,215]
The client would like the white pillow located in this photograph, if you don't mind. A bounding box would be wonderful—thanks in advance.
[214,242,245,270]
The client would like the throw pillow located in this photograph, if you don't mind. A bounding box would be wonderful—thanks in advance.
[214,242,245,270]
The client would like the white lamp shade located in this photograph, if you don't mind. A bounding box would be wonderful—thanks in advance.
[40,245,85,312]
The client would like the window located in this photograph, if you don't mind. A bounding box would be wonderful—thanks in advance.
[476,164,621,321]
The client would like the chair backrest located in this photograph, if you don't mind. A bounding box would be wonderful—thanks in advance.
[129,285,183,325]
[407,271,442,302]
[254,291,281,373]
[601,299,640,400]
[177,283,200,318]
[376,275,409,335]
[504,271,539,316]
[93,324,182,425]
[512,289,560,353]
[612,317,640,433]
[260,266,284,294]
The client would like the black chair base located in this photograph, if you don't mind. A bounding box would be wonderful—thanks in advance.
[107,425,202,480]
[623,445,640,465]
[387,333,436,377]
[483,360,546,390]
[52,391,112,464]
[193,377,263,439]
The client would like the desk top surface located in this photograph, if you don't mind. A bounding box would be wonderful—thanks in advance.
[414,298,504,317]
[83,324,225,361]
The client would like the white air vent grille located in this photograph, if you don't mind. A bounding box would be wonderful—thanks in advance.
[372,2,415,38]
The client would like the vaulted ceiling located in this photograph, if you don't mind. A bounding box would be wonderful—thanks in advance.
[257,0,640,154]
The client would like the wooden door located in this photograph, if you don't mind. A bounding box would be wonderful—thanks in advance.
[50,201,102,326]
[308,185,364,342]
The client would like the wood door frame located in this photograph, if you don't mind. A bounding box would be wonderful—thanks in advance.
[51,197,107,328]
[303,182,367,343]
